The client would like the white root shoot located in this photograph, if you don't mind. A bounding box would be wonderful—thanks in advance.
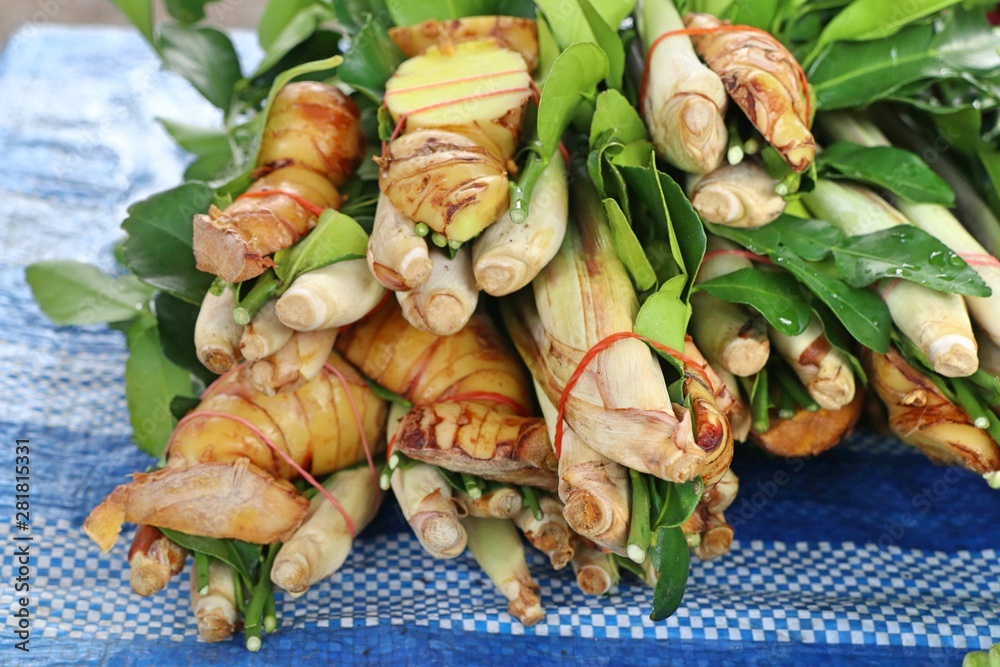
[276,259,387,331]
[195,287,244,374]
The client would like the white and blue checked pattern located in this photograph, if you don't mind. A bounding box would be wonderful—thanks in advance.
[0,25,997,666]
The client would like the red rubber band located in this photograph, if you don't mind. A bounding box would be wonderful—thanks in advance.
[553,331,708,459]
[702,249,772,264]
[959,252,1000,269]
[880,279,902,300]
[386,69,527,96]
[174,410,357,538]
[639,24,811,128]
[237,189,326,218]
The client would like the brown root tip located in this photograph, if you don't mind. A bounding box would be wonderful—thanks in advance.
[694,524,734,561]
[812,379,855,411]
[508,595,545,627]
[198,346,240,375]
[271,551,311,595]
[193,214,271,283]
[721,338,769,376]
[195,611,236,643]
[475,259,527,297]
[661,449,706,484]
[562,492,612,539]
[129,556,171,597]
[526,521,570,554]
[549,548,574,571]
[422,294,471,336]
[929,339,979,378]
[576,565,613,596]
[419,513,467,556]
[488,491,522,519]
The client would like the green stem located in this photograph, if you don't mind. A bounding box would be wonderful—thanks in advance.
[777,385,796,420]
[233,270,280,325]
[751,370,771,433]
[244,544,279,652]
[952,380,992,430]
[521,486,543,521]
[508,152,548,223]
[462,474,483,500]
[233,574,247,614]
[194,552,211,596]
[774,363,820,412]
[727,117,744,166]
[627,470,652,563]
[968,369,1000,403]
[263,593,277,635]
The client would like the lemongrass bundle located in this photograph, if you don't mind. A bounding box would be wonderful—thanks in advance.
[502,180,703,483]
[462,516,544,626]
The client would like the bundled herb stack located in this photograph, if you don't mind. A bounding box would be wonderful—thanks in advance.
[24,0,1000,652]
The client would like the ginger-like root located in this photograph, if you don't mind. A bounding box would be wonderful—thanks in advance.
[690,161,786,228]
[686,14,815,172]
[865,347,1000,473]
[389,16,539,71]
[194,82,364,282]
[84,353,387,551]
[337,299,556,489]
[751,390,864,457]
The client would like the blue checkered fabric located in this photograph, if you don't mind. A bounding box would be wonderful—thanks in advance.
[0,25,997,667]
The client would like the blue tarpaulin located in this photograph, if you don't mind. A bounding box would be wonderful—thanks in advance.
[0,26,996,667]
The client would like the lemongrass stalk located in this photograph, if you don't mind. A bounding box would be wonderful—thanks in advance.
[456,486,523,519]
[978,329,1000,378]
[768,317,855,410]
[240,300,294,362]
[263,595,277,634]
[505,179,703,483]
[392,462,467,559]
[748,371,770,433]
[692,236,770,376]
[535,382,630,555]
[368,193,433,291]
[473,157,568,296]
[804,180,979,377]
[246,328,338,396]
[689,162,786,228]
[636,0,728,174]
[271,465,382,597]
[462,516,545,626]
[128,525,187,597]
[189,560,238,643]
[396,246,478,336]
[195,286,244,374]
[513,494,575,570]
[896,202,1000,348]
[275,259,387,331]
[571,538,617,596]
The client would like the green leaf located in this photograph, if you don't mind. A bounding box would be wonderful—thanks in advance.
[158,24,243,111]
[535,0,634,49]
[590,89,648,147]
[110,0,154,44]
[762,216,843,261]
[537,43,609,158]
[652,478,702,529]
[125,317,194,458]
[169,394,201,421]
[832,226,991,295]
[159,529,262,581]
[253,2,336,77]
[340,14,406,98]
[157,118,233,173]
[726,0,779,30]
[164,0,213,24]
[154,292,216,386]
[776,253,892,352]
[811,298,868,384]
[817,142,955,206]
[649,525,690,621]
[634,275,690,372]
[808,8,1000,109]
[272,209,370,283]
[810,0,962,57]
[696,268,812,336]
[603,198,657,291]
[121,183,216,305]
[26,261,153,326]
[385,0,536,26]
[334,0,391,31]
[577,0,626,90]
